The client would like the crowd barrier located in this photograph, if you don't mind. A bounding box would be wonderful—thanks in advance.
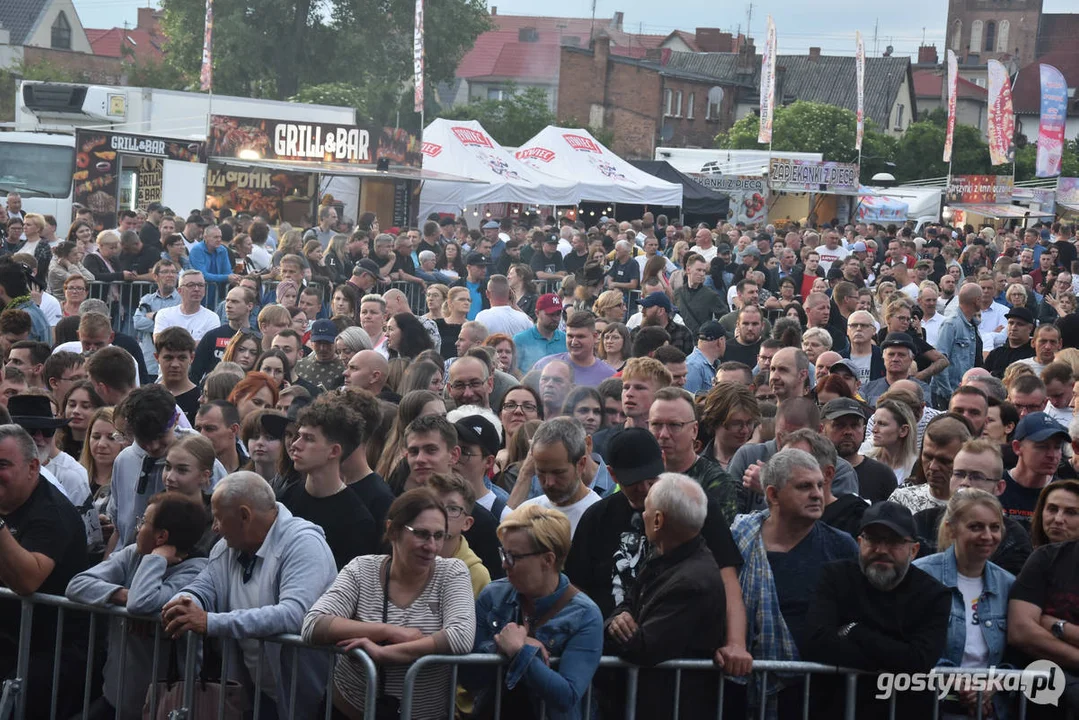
[1,589,1051,720]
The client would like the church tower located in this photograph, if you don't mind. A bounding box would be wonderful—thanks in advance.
[945,0,1042,68]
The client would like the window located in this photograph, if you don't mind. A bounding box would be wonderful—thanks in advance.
[487,87,506,101]
[686,92,695,119]
[985,21,996,52]
[664,88,674,117]
[997,20,1010,53]
[895,104,905,129]
[969,20,983,54]
[706,86,724,121]
[951,20,963,52]
[51,12,71,50]
[674,91,683,117]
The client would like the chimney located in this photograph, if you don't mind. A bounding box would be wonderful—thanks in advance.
[918,44,938,64]
[594,34,611,66]
[491,6,497,15]
[612,11,624,31]
[136,7,157,30]
[694,28,732,53]
[808,46,821,61]
[736,39,756,72]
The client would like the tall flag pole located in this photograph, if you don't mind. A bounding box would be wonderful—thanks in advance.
[1036,63,1067,177]
[757,16,776,145]
[414,0,425,124]
[199,0,213,92]
[943,49,958,165]
[986,59,1015,167]
[855,31,865,158]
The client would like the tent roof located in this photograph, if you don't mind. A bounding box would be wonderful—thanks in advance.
[418,119,577,217]
[515,126,682,206]
[629,160,729,216]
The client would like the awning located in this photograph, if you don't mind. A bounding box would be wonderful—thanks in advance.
[207,157,485,183]
[1058,202,1079,213]
[951,203,1056,219]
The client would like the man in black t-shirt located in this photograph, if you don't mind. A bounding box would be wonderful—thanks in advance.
[606,240,640,299]
[1000,412,1068,532]
[0,424,88,717]
[822,398,897,503]
[280,395,377,570]
[529,235,565,282]
[333,388,396,534]
[562,231,590,276]
[1008,540,1079,714]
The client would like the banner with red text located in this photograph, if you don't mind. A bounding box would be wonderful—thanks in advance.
[943,49,958,163]
[986,60,1015,166]
[757,16,776,144]
[1037,63,1067,177]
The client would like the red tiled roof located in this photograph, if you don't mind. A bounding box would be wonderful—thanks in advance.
[1011,50,1079,114]
[85,26,165,63]
[912,69,987,99]
[456,13,666,81]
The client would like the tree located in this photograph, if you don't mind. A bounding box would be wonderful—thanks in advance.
[715,101,897,183]
[438,86,555,147]
[159,0,489,127]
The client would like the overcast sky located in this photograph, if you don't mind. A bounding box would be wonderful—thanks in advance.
[73,0,1073,59]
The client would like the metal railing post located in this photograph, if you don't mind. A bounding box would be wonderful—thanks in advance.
[12,600,33,720]
[178,631,198,720]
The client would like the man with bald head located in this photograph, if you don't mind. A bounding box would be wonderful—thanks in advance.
[538,359,574,418]
[814,351,843,381]
[931,282,982,407]
[769,347,809,403]
[382,287,440,353]
[345,350,391,400]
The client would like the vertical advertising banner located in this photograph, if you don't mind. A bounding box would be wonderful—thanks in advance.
[855,31,865,151]
[986,60,1016,166]
[413,0,424,113]
[199,0,213,92]
[1037,64,1067,178]
[757,16,777,144]
[943,49,958,163]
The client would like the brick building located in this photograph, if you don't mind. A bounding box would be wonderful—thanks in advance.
[557,35,738,159]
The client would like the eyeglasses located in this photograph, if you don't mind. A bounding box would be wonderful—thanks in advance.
[502,401,537,413]
[951,469,1000,485]
[404,525,446,544]
[181,283,206,289]
[449,380,485,392]
[648,420,691,433]
[858,532,913,548]
[135,515,146,530]
[444,504,466,519]
[458,449,484,459]
[498,547,547,568]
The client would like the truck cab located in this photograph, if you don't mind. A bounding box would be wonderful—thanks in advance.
[0,131,76,224]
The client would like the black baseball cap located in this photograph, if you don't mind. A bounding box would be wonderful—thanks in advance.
[821,398,867,422]
[454,415,501,457]
[353,259,381,278]
[465,251,488,267]
[698,320,729,341]
[607,428,665,486]
[859,501,916,540]
[881,332,917,353]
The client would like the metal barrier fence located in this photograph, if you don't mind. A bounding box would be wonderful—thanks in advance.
[0,589,377,720]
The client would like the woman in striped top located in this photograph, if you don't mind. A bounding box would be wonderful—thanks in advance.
[301,488,476,719]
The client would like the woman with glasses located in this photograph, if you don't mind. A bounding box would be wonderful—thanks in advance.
[161,233,191,270]
[913,489,1013,720]
[422,283,450,323]
[597,322,630,373]
[467,504,602,720]
[48,240,95,299]
[61,274,90,317]
[302,488,476,720]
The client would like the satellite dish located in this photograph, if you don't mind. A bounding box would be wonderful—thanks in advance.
[708,86,725,106]
[660,124,674,142]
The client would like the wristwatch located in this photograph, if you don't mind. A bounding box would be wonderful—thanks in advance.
[0,517,6,533]
[1052,620,1068,640]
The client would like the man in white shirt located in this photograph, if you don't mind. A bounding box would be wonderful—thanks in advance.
[519,417,599,537]
[977,277,1009,351]
[1018,324,1063,375]
[814,228,850,274]
[918,285,944,346]
[9,394,90,507]
[474,275,532,337]
[693,228,717,263]
[636,236,677,278]
[892,263,920,301]
[153,270,221,343]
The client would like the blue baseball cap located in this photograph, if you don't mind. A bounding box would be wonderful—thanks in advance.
[1014,412,1070,443]
[310,319,338,343]
[638,291,673,313]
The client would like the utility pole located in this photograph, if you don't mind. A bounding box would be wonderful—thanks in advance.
[589,0,596,43]
[872,18,879,55]
[746,3,754,39]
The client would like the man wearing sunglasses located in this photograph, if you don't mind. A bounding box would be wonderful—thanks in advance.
[9,393,90,509]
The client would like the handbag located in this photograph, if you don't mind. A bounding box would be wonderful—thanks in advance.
[143,636,250,720]
[374,557,400,720]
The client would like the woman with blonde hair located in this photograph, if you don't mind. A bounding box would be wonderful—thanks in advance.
[423,283,450,322]
[592,289,627,323]
[323,233,353,284]
[19,212,52,275]
[1002,362,1036,391]
[868,399,918,483]
[435,286,471,361]
[913,489,1013,720]
[483,333,522,378]
[48,241,94,298]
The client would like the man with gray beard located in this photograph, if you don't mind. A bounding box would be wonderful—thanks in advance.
[804,502,950,717]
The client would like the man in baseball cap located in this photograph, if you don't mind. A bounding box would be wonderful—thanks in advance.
[532,234,566,282]
[685,320,728,394]
[804,500,950,717]
[350,258,382,293]
[1002,412,1070,526]
[451,410,510,520]
[513,293,567,373]
[639,291,694,355]
[294,319,344,390]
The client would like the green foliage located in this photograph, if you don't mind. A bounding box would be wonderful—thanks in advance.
[124,60,187,91]
[438,86,554,147]
[159,0,489,127]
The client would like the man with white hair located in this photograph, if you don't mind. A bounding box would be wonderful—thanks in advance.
[604,472,731,716]
[475,274,532,337]
[606,240,640,296]
[163,472,338,717]
[842,310,882,385]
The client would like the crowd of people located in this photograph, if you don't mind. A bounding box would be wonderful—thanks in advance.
[0,187,1078,719]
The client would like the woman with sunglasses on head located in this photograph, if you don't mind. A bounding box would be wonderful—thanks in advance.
[913,489,1013,720]
[302,488,476,720]
[466,504,602,720]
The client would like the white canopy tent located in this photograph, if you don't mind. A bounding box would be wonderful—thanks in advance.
[515,126,683,206]
[418,119,577,218]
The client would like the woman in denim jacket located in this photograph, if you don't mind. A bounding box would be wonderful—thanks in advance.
[468,504,603,720]
[914,488,1015,719]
